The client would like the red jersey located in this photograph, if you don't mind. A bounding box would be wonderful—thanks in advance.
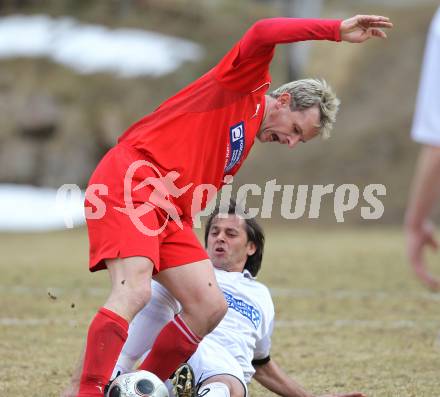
[118,18,341,218]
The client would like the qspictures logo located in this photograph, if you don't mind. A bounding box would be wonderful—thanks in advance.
[112,160,193,236]
[78,160,194,236]
[57,166,387,234]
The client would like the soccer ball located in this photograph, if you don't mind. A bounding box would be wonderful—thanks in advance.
[106,370,169,397]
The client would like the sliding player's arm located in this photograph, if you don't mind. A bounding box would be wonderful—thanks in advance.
[253,358,312,397]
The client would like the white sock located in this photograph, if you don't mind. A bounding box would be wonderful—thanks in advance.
[198,382,230,397]
[122,285,177,358]
[111,352,135,379]
[164,379,174,396]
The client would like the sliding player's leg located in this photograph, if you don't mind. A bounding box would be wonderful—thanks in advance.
[138,258,228,380]
[113,281,181,377]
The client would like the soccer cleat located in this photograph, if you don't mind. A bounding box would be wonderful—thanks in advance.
[172,363,196,397]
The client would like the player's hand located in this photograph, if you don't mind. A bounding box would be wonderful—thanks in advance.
[318,392,366,397]
[405,220,440,291]
[340,15,393,43]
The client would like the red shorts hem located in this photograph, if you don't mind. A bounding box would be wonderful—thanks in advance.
[89,250,159,273]
[89,246,208,275]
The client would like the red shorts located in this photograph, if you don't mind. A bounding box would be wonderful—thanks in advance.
[85,143,208,273]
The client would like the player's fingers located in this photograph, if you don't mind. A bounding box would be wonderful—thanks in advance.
[357,16,393,33]
[412,259,429,280]
[369,21,393,29]
[425,276,440,291]
[356,15,390,25]
[361,14,390,21]
[413,261,427,278]
[371,28,387,39]
[414,264,440,291]
[427,235,439,250]
[406,240,438,290]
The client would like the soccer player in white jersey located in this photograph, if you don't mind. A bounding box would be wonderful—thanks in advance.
[405,7,440,291]
[111,202,365,397]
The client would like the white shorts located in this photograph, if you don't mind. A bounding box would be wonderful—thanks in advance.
[148,282,248,395]
[188,338,248,396]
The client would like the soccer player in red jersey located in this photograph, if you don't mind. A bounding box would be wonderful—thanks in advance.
[72,14,393,397]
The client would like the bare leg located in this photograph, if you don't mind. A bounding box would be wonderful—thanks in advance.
[138,259,228,380]
[104,256,154,320]
[113,282,179,377]
[155,259,227,336]
[76,256,154,397]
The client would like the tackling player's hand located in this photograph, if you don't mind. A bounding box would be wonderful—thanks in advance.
[405,220,440,291]
[340,15,393,43]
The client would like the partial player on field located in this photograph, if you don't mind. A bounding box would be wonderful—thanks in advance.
[110,202,366,397]
[405,7,440,291]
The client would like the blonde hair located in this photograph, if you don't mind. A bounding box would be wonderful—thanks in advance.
[270,78,340,139]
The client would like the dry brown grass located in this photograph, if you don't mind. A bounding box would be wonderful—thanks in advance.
[0,226,439,396]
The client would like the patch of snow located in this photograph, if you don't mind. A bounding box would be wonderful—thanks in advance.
[0,184,85,231]
[0,14,203,77]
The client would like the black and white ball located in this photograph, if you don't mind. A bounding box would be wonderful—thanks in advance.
[107,370,169,397]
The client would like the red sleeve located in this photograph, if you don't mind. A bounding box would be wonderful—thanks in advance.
[239,18,342,60]
[214,18,342,93]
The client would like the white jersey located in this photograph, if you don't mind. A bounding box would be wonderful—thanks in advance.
[203,268,275,383]
[114,267,275,391]
[412,7,440,145]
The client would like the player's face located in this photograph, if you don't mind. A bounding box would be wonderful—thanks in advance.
[207,214,256,273]
[257,93,320,148]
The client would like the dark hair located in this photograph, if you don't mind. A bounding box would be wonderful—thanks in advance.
[204,200,265,277]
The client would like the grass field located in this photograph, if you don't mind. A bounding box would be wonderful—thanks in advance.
[0,226,439,396]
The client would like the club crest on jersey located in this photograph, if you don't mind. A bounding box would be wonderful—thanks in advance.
[224,121,245,172]
[223,290,261,329]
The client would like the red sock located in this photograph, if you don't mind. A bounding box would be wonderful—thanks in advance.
[138,314,201,380]
[77,307,128,397]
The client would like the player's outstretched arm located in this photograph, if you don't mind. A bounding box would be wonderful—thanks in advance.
[239,18,341,60]
[237,15,392,62]
[253,358,312,397]
[253,358,366,397]
[340,15,393,43]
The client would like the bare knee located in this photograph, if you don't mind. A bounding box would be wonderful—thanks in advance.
[107,281,151,320]
[119,283,151,312]
[204,296,228,333]
[181,293,227,337]
[155,259,228,335]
